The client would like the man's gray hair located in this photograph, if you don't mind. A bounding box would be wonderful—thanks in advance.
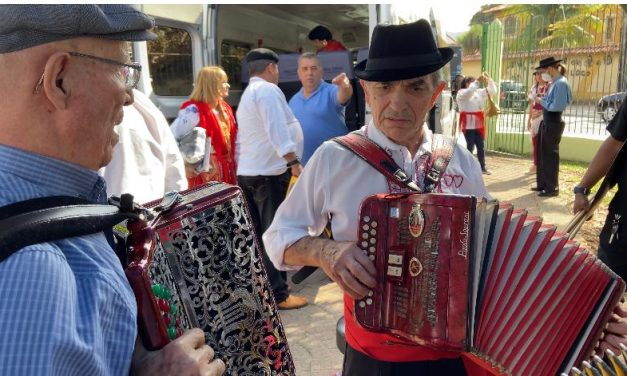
[429,70,442,87]
[298,51,321,66]
[249,59,275,76]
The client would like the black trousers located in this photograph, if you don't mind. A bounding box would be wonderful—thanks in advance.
[343,344,467,376]
[598,211,627,282]
[237,170,291,303]
[463,129,486,171]
[536,111,565,192]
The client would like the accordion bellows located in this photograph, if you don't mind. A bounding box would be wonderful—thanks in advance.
[354,193,624,376]
[124,183,295,375]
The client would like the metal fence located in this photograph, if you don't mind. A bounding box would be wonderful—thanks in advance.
[482,5,626,154]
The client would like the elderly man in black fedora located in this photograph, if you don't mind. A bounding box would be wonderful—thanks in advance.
[264,20,489,375]
[530,56,572,197]
[0,4,224,375]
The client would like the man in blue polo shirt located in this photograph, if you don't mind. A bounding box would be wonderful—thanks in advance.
[289,52,353,165]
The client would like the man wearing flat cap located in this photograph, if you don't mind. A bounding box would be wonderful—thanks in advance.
[235,47,308,310]
[0,5,224,375]
[264,19,489,374]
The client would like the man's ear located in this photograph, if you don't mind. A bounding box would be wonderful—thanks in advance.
[42,52,71,110]
[429,81,446,108]
[359,79,371,107]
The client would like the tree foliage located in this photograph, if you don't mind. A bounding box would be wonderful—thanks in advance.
[457,24,483,55]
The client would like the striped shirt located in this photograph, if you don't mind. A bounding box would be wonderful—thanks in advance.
[0,145,137,375]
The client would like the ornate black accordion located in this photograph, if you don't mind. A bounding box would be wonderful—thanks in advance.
[123,182,295,375]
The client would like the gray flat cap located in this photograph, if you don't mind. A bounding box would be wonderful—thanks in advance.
[0,4,156,54]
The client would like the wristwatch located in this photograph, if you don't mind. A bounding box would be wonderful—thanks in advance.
[573,185,590,195]
[286,159,300,168]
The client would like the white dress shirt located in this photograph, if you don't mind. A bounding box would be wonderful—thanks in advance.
[235,77,303,176]
[456,80,497,130]
[263,122,490,270]
[100,90,188,204]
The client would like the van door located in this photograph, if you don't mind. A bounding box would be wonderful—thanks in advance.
[133,5,206,121]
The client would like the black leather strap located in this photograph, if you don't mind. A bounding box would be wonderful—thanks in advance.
[0,196,139,262]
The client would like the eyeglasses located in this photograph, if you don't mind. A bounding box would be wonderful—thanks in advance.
[33,51,142,94]
[68,52,142,90]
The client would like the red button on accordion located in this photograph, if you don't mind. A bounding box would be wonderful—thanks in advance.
[354,193,625,376]
[123,182,295,375]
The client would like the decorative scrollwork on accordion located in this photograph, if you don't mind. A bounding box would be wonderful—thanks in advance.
[128,184,295,376]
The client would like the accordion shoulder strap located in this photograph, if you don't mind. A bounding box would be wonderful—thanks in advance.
[332,132,456,193]
[425,134,456,193]
[0,195,138,263]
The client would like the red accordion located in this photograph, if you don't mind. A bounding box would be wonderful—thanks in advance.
[123,182,295,375]
[354,193,625,376]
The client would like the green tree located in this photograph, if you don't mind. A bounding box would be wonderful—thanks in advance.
[457,24,483,55]
[499,4,608,50]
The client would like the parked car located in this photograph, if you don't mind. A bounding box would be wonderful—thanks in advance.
[500,80,527,110]
[597,91,625,122]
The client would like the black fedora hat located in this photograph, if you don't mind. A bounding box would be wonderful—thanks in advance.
[535,56,563,69]
[354,19,454,82]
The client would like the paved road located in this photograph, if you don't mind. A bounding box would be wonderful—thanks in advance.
[278,152,593,376]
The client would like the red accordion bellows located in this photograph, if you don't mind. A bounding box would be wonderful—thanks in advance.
[354,193,624,376]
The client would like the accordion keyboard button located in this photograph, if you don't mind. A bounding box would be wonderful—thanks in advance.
[362,233,369,239]
[369,246,375,253]
[363,224,370,231]
[359,301,366,308]
[368,290,373,297]
[371,221,378,228]
[361,241,368,248]
[364,216,370,222]
[366,298,373,305]
[370,238,376,244]
[369,255,375,261]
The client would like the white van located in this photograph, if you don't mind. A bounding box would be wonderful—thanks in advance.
[132,4,457,135]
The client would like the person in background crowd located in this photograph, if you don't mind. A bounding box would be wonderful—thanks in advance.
[0,4,224,375]
[289,52,352,165]
[100,89,188,203]
[308,25,347,53]
[171,66,237,187]
[235,48,308,310]
[531,56,572,197]
[455,72,497,175]
[526,69,549,175]
[573,100,627,283]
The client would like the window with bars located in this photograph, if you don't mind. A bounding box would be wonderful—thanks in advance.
[147,25,194,96]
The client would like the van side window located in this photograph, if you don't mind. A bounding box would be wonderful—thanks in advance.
[148,25,193,96]
[221,40,251,91]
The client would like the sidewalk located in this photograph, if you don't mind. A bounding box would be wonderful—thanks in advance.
[278,152,585,376]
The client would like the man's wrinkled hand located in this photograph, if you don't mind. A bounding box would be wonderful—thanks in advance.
[595,304,627,357]
[133,328,226,376]
[319,241,376,300]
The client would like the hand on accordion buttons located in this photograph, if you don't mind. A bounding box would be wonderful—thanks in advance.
[596,304,627,357]
[319,240,377,300]
[132,328,226,376]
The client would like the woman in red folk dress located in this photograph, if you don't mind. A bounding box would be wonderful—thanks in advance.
[171,66,237,187]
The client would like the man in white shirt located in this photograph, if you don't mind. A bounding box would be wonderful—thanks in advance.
[235,48,307,310]
[263,20,489,375]
[100,89,188,204]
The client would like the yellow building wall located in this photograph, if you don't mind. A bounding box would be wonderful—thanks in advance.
[461,59,482,78]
